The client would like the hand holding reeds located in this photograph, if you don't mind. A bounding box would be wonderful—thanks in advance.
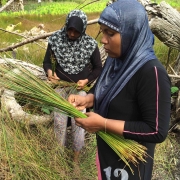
[47,69,60,84]
[76,79,89,90]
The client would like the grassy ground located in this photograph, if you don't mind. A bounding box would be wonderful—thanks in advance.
[0,110,97,179]
[152,132,180,180]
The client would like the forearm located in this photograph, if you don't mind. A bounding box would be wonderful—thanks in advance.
[84,93,94,108]
[105,119,125,135]
[43,44,52,73]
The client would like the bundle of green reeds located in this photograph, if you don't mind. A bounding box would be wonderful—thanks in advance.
[0,62,148,173]
[48,79,92,92]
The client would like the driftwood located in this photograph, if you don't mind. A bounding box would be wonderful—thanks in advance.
[140,0,180,50]
[0,58,52,125]
[1,89,52,125]
[0,0,14,12]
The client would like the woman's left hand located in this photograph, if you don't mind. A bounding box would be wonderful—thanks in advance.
[77,79,88,89]
[75,112,105,133]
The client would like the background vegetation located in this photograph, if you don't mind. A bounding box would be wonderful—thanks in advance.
[0,0,180,179]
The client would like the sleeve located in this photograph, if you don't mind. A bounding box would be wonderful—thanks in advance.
[123,66,171,143]
[86,46,103,83]
[43,43,52,74]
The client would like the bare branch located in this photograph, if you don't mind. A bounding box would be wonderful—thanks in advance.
[79,0,100,10]
[0,28,47,49]
[0,0,14,12]
[0,19,98,52]
[0,31,55,52]
[169,74,180,79]
[169,65,178,76]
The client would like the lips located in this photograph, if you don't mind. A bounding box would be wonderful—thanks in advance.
[104,48,109,53]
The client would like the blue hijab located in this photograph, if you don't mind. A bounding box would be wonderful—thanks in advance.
[94,0,157,117]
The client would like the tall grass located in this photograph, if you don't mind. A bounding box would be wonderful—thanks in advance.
[0,108,97,179]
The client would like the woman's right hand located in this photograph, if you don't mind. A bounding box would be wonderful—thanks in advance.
[68,93,94,110]
[47,69,60,83]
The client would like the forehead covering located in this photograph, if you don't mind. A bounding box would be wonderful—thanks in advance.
[98,0,153,57]
[65,9,87,34]
[48,9,97,75]
[67,16,84,34]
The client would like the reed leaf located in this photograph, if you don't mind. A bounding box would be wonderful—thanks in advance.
[0,61,148,174]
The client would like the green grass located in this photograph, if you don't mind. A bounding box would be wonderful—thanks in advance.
[152,132,180,179]
[0,0,107,16]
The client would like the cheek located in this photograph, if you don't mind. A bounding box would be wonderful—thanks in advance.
[111,40,121,56]
[67,32,70,37]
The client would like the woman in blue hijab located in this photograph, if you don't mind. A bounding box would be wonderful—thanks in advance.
[68,0,171,179]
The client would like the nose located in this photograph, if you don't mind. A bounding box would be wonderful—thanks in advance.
[70,30,75,37]
[101,34,108,44]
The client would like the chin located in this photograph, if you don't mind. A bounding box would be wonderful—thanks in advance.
[108,54,117,58]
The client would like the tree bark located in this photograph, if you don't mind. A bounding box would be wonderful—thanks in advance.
[146,1,180,50]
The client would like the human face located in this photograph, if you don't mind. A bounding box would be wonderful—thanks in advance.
[100,24,121,58]
[67,27,81,40]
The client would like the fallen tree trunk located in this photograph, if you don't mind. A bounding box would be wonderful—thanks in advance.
[0,58,52,125]
[141,0,180,50]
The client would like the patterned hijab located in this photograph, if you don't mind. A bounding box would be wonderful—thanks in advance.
[94,0,157,117]
[48,10,97,74]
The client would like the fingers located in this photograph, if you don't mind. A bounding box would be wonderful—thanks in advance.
[68,95,76,104]
[77,79,88,89]
[74,116,97,133]
[68,95,86,110]
[48,77,59,84]
[47,70,59,80]
[77,82,84,89]
[74,117,83,128]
